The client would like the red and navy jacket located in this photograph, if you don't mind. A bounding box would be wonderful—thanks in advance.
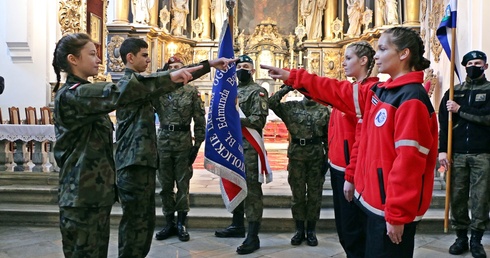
[328,78,379,171]
[285,69,438,225]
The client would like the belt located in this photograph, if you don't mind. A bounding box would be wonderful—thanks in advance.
[160,124,190,131]
[291,137,323,146]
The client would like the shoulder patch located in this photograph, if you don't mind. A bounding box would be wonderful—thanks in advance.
[259,92,265,97]
[69,83,81,90]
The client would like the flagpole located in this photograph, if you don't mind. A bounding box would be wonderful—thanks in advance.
[226,0,236,44]
[444,25,457,234]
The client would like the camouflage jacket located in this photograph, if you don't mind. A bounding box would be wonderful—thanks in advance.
[154,84,205,151]
[54,73,164,207]
[238,80,269,150]
[269,86,330,160]
[115,62,211,170]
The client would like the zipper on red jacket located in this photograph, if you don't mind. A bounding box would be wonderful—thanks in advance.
[418,175,425,211]
[377,168,386,205]
[343,139,350,165]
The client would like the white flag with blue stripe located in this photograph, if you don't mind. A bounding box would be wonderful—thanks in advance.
[436,0,461,82]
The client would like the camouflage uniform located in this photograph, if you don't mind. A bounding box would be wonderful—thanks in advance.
[154,84,205,215]
[269,86,329,221]
[439,76,490,232]
[54,74,165,258]
[116,63,211,257]
[237,79,269,222]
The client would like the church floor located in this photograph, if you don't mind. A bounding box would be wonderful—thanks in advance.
[0,225,488,258]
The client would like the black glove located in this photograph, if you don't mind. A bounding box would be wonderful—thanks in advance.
[188,145,200,166]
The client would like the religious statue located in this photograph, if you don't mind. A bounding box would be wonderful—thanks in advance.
[171,0,189,36]
[159,5,170,33]
[379,0,399,25]
[210,0,228,39]
[237,29,246,55]
[346,0,363,37]
[131,0,154,25]
[300,0,326,41]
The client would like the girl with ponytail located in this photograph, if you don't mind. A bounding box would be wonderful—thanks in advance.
[329,41,378,258]
[261,27,438,257]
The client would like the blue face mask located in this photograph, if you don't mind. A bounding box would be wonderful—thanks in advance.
[466,66,485,79]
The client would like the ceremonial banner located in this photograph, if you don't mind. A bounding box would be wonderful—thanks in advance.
[204,21,247,212]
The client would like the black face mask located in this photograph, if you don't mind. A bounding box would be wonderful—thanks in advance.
[466,66,485,79]
[236,69,252,83]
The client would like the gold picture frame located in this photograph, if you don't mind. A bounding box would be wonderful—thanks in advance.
[90,13,101,44]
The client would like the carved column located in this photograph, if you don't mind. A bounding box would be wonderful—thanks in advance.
[198,0,212,40]
[150,0,159,27]
[113,0,130,23]
[323,0,338,41]
[375,0,384,27]
[58,0,83,34]
[404,0,420,25]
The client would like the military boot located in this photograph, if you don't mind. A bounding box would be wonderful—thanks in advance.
[155,213,177,240]
[470,229,486,258]
[236,222,260,255]
[291,220,305,245]
[215,209,245,238]
[449,229,469,255]
[176,212,190,242]
[306,220,318,246]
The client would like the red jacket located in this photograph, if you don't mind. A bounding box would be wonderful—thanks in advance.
[328,78,379,171]
[286,70,438,225]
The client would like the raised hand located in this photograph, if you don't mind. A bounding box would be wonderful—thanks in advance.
[260,64,291,81]
[209,57,239,71]
[170,65,203,84]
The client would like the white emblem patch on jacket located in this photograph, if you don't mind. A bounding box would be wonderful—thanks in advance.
[374,108,387,127]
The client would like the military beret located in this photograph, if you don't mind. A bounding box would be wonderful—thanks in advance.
[167,55,183,65]
[237,55,254,65]
[461,50,487,66]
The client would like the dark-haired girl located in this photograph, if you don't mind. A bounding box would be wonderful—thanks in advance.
[262,27,438,257]
[52,33,203,257]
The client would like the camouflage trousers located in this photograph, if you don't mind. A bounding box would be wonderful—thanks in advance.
[117,165,156,258]
[287,158,325,221]
[243,147,264,222]
[450,153,490,231]
[59,205,112,258]
[157,149,193,215]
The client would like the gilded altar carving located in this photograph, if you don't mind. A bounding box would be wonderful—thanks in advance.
[424,68,437,98]
[419,0,426,46]
[108,35,125,72]
[167,42,192,63]
[160,5,171,33]
[247,18,286,48]
[192,17,204,39]
[194,49,209,63]
[322,49,342,79]
[307,52,321,74]
[429,0,444,63]
[58,0,82,34]
[331,17,343,41]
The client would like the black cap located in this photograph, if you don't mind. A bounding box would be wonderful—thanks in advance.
[237,55,253,65]
[461,50,487,66]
